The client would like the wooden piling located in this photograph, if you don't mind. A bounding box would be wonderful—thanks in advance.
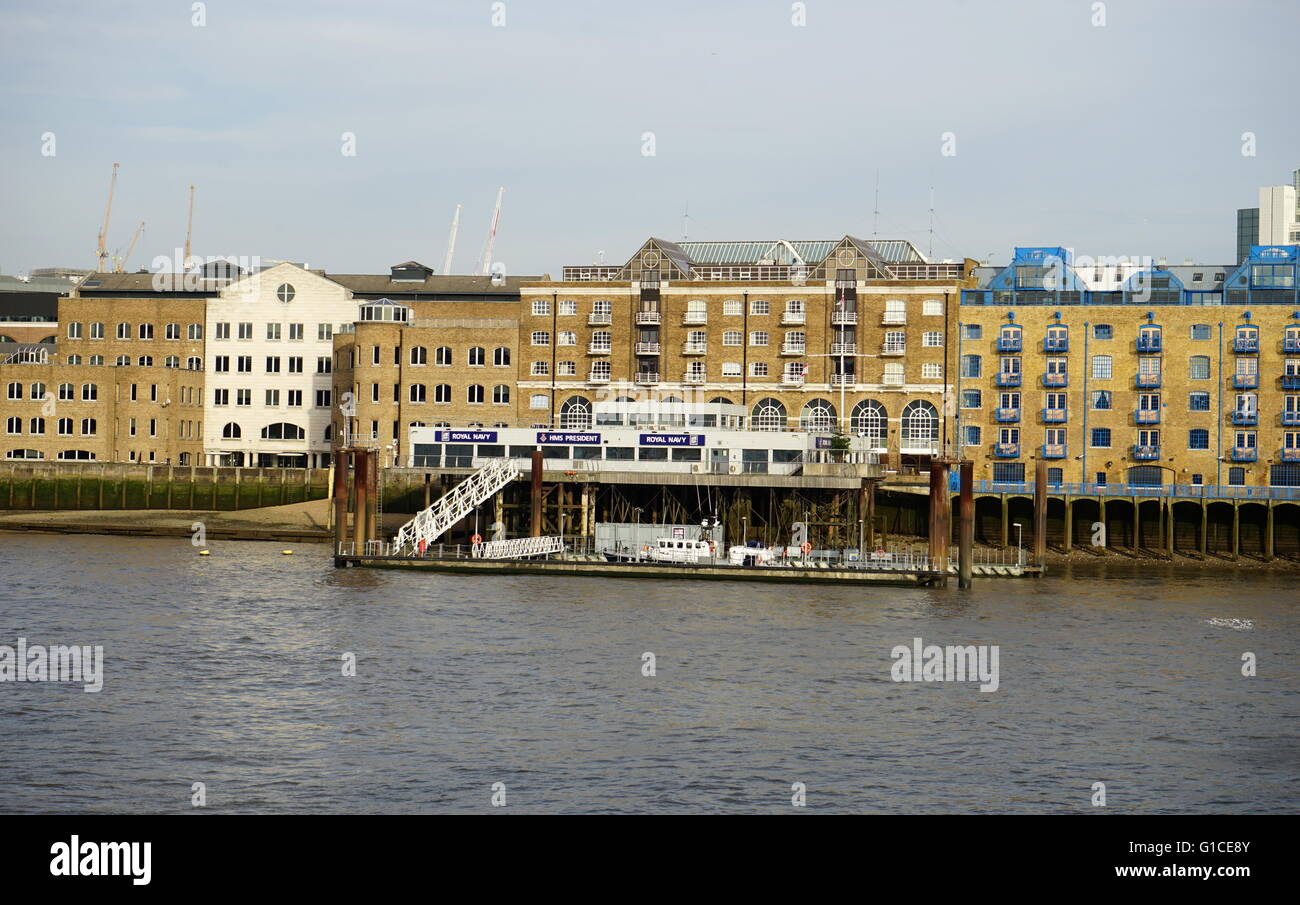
[1032,458,1046,566]
[958,460,973,589]
[928,462,950,583]
[530,449,543,537]
[332,451,349,551]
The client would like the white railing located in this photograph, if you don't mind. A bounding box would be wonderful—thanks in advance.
[587,312,611,325]
[782,310,806,325]
[781,343,806,356]
[635,342,661,355]
[634,311,661,325]
[882,313,906,325]
[881,342,905,356]
[832,342,858,355]
[473,535,564,559]
[587,372,611,383]
[682,342,708,354]
[831,311,857,325]
[392,457,521,554]
[683,372,707,384]
[587,343,612,355]
[781,373,806,386]
[683,312,707,325]
[635,372,660,384]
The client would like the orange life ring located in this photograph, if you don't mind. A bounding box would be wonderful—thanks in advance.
[471,534,482,545]
[708,541,716,554]
[800,541,812,555]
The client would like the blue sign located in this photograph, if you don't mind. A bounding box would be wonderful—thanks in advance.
[639,433,704,447]
[815,437,833,449]
[437,430,497,443]
[536,431,601,445]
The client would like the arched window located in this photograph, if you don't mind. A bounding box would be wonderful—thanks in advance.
[467,384,484,404]
[493,346,510,367]
[468,347,485,366]
[323,424,333,441]
[260,422,305,441]
[708,396,734,405]
[410,346,427,365]
[221,422,241,439]
[851,399,887,445]
[800,398,837,431]
[751,397,787,431]
[434,384,451,403]
[409,384,426,403]
[901,400,938,449]
[493,384,510,404]
[435,347,452,366]
[560,395,592,429]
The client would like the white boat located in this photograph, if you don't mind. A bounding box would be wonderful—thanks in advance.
[650,537,716,564]
[728,544,774,567]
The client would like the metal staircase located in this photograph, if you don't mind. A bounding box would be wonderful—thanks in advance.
[472,535,564,560]
[393,458,521,555]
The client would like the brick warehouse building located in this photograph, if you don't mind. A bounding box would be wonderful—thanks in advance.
[957,245,1300,493]
[333,237,979,470]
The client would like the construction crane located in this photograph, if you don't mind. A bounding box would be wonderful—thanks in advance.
[183,185,195,266]
[96,162,120,273]
[441,203,461,275]
[478,187,504,275]
[115,221,145,273]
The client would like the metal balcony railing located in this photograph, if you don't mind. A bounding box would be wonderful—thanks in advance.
[634,311,661,325]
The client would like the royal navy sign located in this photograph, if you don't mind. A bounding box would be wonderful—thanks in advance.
[639,433,705,447]
[536,431,601,445]
[437,430,497,443]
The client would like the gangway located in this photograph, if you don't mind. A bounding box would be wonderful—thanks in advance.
[472,536,564,560]
[393,457,520,555]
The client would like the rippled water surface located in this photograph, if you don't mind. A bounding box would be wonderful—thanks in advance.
[1,534,1296,813]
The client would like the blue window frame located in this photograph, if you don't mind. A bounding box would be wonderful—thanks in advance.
[1228,467,1246,486]
[960,354,982,378]
[1092,324,1112,340]
[992,462,1024,483]
[961,389,981,408]
[1090,427,1111,448]
[961,424,981,446]
[1188,429,1209,449]
[1188,392,1210,411]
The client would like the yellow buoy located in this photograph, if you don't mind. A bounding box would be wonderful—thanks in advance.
[282,550,293,555]
[199,549,210,556]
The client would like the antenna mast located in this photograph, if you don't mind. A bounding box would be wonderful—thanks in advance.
[183,185,195,266]
[927,186,935,259]
[96,162,119,273]
[442,204,461,275]
[872,169,880,237]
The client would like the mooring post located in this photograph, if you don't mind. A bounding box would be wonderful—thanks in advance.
[865,480,876,550]
[530,448,543,537]
[1033,457,1047,567]
[959,460,973,589]
[332,450,349,552]
[366,449,379,545]
[423,472,431,510]
[353,449,369,552]
[928,461,949,583]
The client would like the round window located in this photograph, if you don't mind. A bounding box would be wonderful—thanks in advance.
[276,283,295,303]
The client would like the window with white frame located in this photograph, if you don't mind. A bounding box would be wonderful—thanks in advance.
[749,298,769,316]
[531,331,549,346]
[922,363,941,379]
[558,331,576,346]
[558,361,577,376]
[531,361,549,376]
[558,299,577,316]
[723,299,742,316]
[923,299,943,316]
[723,330,742,346]
[532,299,550,316]
[749,331,768,346]
[922,331,942,347]
[722,362,741,377]
[530,394,549,409]
[750,362,768,377]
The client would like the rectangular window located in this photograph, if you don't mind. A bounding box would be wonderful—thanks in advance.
[265,389,280,406]
[531,331,549,346]
[266,323,281,341]
[961,389,981,408]
[749,331,768,346]
[1090,427,1111,448]
[722,331,742,346]
[532,299,550,316]
[1189,356,1211,380]
[238,323,252,340]
[1091,355,1112,379]
[961,324,982,340]
[724,300,742,316]
[558,299,577,316]
[960,354,981,378]
[1189,392,1210,411]
[749,362,768,377]
[288,323,303,341]
[315,389,331,408]
[1092,324,1112,340]
[288,390,302,407]
[531,361,549,376]
[922,299,943,316]
[236,389,251,406]
[921,363,941,379]
[215,322,230,340]
[317,323,333,341]
[749,299,769,316]
[722,362,741,377]
[922,331,942,347]
[1091,390,1112,410]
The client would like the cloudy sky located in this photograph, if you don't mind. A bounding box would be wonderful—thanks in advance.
[1,0,1296,275]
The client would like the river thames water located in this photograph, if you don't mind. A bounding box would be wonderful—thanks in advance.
[0,533,1296,814]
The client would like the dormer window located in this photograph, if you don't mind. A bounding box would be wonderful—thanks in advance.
[389,261,434,282]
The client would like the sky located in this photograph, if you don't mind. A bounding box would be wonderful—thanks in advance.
[1,0,1297,276]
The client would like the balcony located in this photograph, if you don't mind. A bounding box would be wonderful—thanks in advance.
[681,342,708,355]
[1233,373,1258,389]
[831,310,857,326]
[780,343,807,356]
[996,336,1022,352]
[1283,411,1300,426]
[994,442,1020,458]
[1282,375,1300,390]
[682,371,707,385]
[995,407,1020,423]
[1042,372,1068,387]
[587,342,612,355]
[1041,408,1068,423]
[1040,443,1067,459]
[634,311,661,326]
[683,311,707,325]
[1231,410,1258,426]
[996,372,1022,387]
[1136,335,1162,352]
[781,310,806,325]
[587,371,610,384]
[1284,337,1300,353]
[1135,409,1160,424]
[830,374,855,387]
[831,342,857,356]
[1043,337,1069,353]
[781,373,806,387]
[1136,373,1162,388]
[880,342,906,357]
[1231,447,1257,462]
[1132,445,1161,461]
[1282,448,1300,462]
[882,373,905,386]
[635,342,661,356]
[587,312,611,326]
[634,371,660,385]
[1233,337,1259,353]
[881,312,906,325]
